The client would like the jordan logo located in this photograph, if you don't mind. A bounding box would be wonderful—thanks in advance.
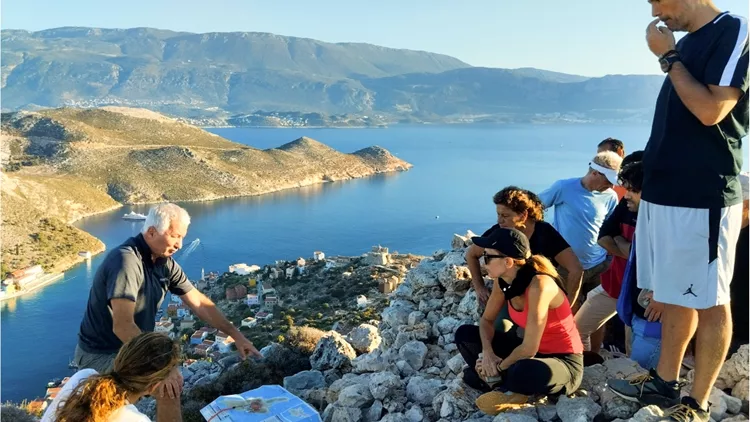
[683,284,698,297]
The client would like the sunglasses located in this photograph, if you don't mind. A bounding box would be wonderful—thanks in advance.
[482,251,506,262]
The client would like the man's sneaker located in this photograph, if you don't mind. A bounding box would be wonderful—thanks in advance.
[606,368,680,407]
[664,396,710,422]
[475,391,530,416]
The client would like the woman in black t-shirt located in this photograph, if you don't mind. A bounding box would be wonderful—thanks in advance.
[467,186,584,307]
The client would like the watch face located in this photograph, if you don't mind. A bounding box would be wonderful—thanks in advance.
[660,58,669,73]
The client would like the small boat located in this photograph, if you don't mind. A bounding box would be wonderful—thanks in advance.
[68,359,78,370]
[78,251,92,259]
[47,378,62,388]
[122,211,147,221]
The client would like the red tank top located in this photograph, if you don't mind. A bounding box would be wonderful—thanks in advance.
[507,287,584,355]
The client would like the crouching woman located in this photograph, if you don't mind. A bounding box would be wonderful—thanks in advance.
[454,227,584,415]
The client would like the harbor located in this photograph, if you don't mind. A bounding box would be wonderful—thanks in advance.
[0,268,66,302]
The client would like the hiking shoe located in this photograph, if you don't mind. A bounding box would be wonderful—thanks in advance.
[475,391,530,416]
[664,396,710,422]
[606,368,680,407]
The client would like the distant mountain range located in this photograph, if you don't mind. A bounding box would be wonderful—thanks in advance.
[1,27,666,125]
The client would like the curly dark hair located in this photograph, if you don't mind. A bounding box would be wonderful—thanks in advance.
[619,161,644,193]
[492,186,544,222]
[598,137,625,157]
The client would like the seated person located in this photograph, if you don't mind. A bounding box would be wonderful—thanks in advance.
[41,332,182,422]
[455,228,584,416]
[466,186,583,313]
[575,153,643,353]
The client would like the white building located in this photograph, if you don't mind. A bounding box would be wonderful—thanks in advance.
[285,267,295,278]
[155,321,174,333]
[217,337,235,353]
[255,311,273,321]
[229,263,261,275]
[356,295,369,308]
[241,317,257,328]
[246,294,259,306]
[313,251,325,261]
[258,282,275,297]
[264,296,278,306]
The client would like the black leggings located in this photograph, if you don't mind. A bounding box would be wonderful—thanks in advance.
[455,323,583,396]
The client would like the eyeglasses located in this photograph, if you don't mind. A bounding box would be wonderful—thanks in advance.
[482,251,506,262]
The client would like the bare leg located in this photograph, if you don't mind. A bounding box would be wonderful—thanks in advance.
[691,304,733,409]
[656,304,698,382]
[591,326,606,354]
[155,395,182,422]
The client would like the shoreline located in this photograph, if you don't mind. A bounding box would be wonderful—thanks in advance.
[0,273,64,302]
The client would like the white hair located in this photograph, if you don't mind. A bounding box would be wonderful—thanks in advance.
[141,203,191,234]
[591,150,623,172]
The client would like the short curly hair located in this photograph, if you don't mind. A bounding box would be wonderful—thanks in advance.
[619,161,644,193]
[492,186,544,222]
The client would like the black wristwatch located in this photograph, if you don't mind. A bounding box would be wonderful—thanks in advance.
[659,50,681,73]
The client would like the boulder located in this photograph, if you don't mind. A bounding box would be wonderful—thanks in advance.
[310,332,357,371]
[556,396,602,422]
[337,384,374,408]
[399,341,428,371]
[369,371,404,401]
[347,324,382,354]
[283,370,326,396]
[406,376,445,405]
[438,264,472,292]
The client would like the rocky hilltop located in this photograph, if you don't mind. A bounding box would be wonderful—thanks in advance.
[0,107,411,273]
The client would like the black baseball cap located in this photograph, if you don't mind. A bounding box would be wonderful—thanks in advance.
[472,227,531,260]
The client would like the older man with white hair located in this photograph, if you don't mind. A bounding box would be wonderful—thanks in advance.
[538,151,622,307]
[75,203,261,401]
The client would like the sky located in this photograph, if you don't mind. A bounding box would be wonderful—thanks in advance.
[2,0,748,77]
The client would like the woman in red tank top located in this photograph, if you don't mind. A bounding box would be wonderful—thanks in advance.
[454,227,584,415]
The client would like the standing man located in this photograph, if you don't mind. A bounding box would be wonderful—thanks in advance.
[75,203,262,403]
[607,2,748,420]
[539,151,621,307]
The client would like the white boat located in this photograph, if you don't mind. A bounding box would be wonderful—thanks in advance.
[78,251,92,259]
[122,211,147,221]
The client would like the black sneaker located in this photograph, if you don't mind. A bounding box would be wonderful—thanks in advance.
[664,396,711,422]
[606,368,680,407]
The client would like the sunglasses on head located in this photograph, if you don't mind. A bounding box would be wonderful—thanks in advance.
[482,251,506,262]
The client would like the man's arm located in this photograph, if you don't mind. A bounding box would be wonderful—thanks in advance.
[668,63,743,126]
[538,180,562,209]
[479,279,505,354]
[554,248,584,304]
[181,289,262,359]
[466,244,490,305]
[111,299,141,344]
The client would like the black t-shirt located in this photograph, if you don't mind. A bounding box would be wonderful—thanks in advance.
[78,234,194,353]
[643,12,749,209]
[482,221,570,267]
[597,199,637,240]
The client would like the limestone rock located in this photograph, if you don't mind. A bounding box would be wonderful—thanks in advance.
[310,331,357,371]
[348,324,382,354]
[458,289,480,319]
[716,345,749,391]
[438,264,472,292]
[337,383,374,408]
[408,311,426,326]
[626,405,666,422]
[406,376,445,405]
[369,371,404,401]
[405,405,424,422]
[732,378,749,401]
[382,302,416,328]
[365,400,383,422]
[326,374,369,404]
[406,264,441,290]
[330,406,362,422]
[399,341,428,371]
[283,370,326,396]
[556,396,602,422]
[441,250,467,266]
[446,354,466,374]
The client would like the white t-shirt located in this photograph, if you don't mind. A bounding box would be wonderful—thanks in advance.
[41,369,151,422]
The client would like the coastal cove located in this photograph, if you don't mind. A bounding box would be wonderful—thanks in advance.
[6,123,744,403]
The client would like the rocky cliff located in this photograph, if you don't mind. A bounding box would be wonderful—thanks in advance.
[0,107,411,274]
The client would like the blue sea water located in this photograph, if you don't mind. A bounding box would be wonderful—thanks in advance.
[5,123,737,402]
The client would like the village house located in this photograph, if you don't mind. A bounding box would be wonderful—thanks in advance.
[177,303,191,318]
[194,340,214,357]
[255,311,272,321]
[155,321,174,334]
[167,304,178,317]
[264,295,279,307]
[285,267,295,278]
[241,316,257,328]
[296,257,306,274]
[246,293,259,306]
[217,336,235,353]
[356,295,369,308]
[215,331,230,343]
[313,251,325,261]
[190,330,207,345]
[201,327,218,335]
[258,282,275,298]
[27,399,47,415]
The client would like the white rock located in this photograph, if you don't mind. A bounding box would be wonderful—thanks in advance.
[397,360,416,377]
[721,416,749,422]
[716,345,749,390]
[405,405,425,422]
[441,250,467,266]
[337,384,374,408]
[731,377,749,401]
[406,376,445,405]
[603,358,644,379]
[327,374,369,403]
[537,405,558,422]
[379,412,409,422]
[452,234,470,250]
[446,354,466,374]
[369,372,403,401]
[382,303,416,328]
[724,393,742,415]
[331,406,362,422]
[556,396,602,422]
[352,350,395,374]
[399,340,428,371]
[493,414,539,422]
[436,317,462,335]
[406,264,441,290]
[393,282,414,300]
[626,405,666,422]
[347,324,382,354]
[710,387,730,421]
[458,290,480,319]
[438,264,472,292]
[310,332,357,371]
[419,298,444,313]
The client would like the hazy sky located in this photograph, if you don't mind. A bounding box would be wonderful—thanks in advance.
[2,0,748,77]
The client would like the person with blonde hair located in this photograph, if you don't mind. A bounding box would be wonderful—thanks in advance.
[455,228,583,416]
[538,151,622,308]
[42,332,182,422]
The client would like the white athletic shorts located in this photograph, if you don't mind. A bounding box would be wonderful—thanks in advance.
[635,199,743,309]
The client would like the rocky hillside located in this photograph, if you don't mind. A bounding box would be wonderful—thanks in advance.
[0,27,666,124]
[168,232,750,422]
[0,107,411,273]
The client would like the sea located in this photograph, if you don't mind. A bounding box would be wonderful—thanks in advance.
[2,124,746,402]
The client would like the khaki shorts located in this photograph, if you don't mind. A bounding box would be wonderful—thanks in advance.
[74,343,117,374]
[558,255,612,306]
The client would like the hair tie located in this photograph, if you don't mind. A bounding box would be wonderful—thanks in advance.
[110,372,123,384]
